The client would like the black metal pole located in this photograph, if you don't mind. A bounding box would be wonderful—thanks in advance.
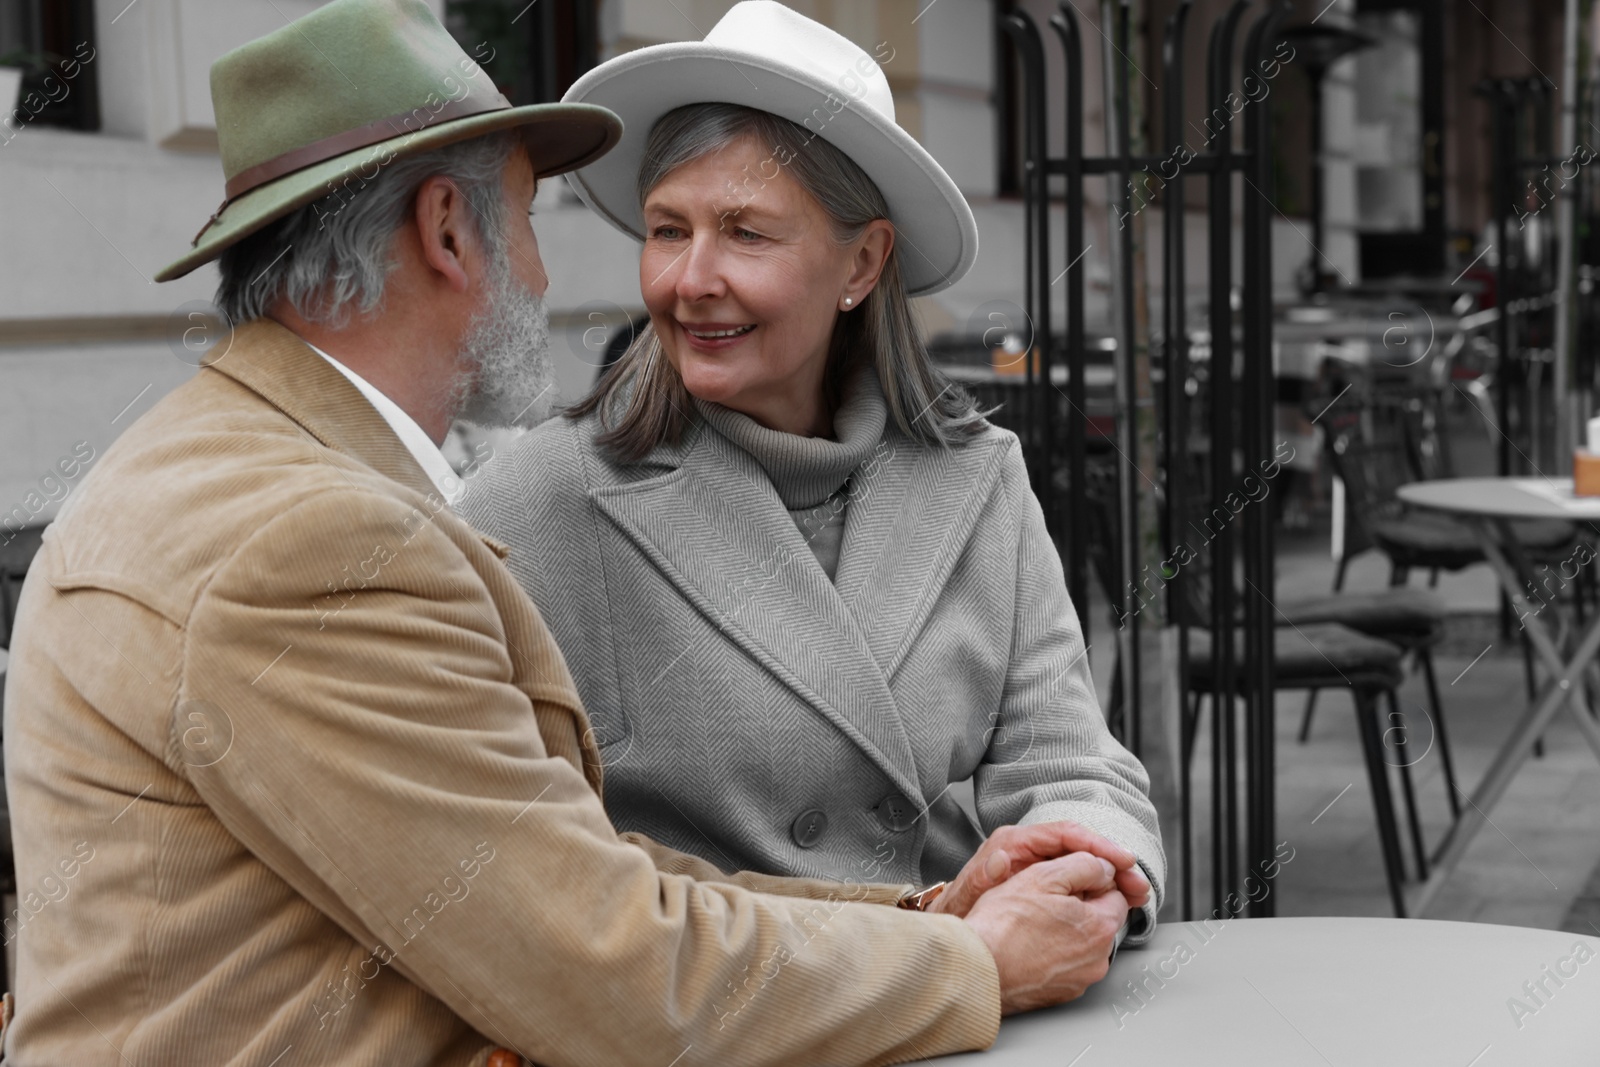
[1032,16,1056,587]
[1051,6,1091,645]
[1161,0,1194,922]
[1205,0,1249,918]
[1476,77,1514,650]
[1241,2,1287,917]
[1112,0,1142,758]
[1241,8,1266,919]
[1308,75,1325,287]
[1000,13,1048,503]
[536,0,559,102]
[1494,81,1513,476]
[1530,78,1553,470]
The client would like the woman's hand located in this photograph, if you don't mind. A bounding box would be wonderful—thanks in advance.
[960,852,1132,1015]
[928,820,1151,917]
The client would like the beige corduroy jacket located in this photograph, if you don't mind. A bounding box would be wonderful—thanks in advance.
[0,320,1000,1066]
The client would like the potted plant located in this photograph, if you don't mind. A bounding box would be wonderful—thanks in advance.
[0,58,27,119]
[0,50,60,122]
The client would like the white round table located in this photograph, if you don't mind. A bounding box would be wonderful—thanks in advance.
[918,917,1600,1064]
[1395,477,1600,913]
[1397,475,1600,521]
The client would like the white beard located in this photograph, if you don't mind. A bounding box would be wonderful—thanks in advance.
[453,253,555,430]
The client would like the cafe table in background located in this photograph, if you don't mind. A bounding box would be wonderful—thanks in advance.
[1398,476,1600,913]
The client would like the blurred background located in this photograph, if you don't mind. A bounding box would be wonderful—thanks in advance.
[8,0,1565,482]
[0,0,1584,508]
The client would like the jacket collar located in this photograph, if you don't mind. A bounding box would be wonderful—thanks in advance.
[590,416,1009,805]
[206,318,441,503]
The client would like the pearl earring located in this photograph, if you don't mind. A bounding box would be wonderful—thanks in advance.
[842,297,854,308]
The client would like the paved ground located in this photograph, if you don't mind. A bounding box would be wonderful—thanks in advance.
[1079,408,1600,931]
[1176,594,1600,931]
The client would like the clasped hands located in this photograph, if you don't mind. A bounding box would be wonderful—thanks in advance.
[923,822,1150,1015]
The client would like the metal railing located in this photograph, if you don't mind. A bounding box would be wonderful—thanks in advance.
[1000,0,1288,921]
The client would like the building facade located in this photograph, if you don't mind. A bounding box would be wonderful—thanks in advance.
[0,0,1574,533]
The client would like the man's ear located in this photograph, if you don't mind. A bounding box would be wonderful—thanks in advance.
[413,175,475,294]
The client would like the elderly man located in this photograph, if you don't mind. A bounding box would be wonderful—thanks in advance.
[1,1,1145,1064]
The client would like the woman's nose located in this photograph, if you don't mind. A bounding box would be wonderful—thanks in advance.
[673,233,729,304]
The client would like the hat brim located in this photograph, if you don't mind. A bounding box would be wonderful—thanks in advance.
[155,102,622,283]
[561,45,978,298]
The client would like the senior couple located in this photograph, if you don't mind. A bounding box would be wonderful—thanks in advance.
[3,1,1163,1063]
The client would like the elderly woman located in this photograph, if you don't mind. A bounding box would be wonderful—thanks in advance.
[463,1,1165,936]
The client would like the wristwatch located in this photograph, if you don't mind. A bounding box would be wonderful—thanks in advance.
[897,881,948,911]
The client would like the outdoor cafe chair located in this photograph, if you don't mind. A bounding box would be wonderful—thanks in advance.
[1084,469,1421,915]
[0,524,45,650]
[1312,429,1590,756]
[0,523,46,901]
[1280,586,1461,824]
[1313,364,1577,586]
[1324,430,1578,591]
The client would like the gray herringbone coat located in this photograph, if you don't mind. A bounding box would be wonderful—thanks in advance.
[462,410,1166,936]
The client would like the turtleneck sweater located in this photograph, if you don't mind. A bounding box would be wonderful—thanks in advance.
[694,365,888,582]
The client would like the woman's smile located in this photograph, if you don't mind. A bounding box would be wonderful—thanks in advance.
[679,320,759,350]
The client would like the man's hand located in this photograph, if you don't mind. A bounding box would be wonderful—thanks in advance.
[961,852,1131,1015]
[928,821,1150,917]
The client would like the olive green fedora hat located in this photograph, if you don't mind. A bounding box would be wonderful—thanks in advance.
[155,0,621,282]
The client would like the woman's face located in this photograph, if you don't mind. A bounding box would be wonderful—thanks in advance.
[640,134,892,435]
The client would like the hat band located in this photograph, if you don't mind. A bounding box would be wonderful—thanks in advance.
[192,95,511,247]
[223,96,509,201]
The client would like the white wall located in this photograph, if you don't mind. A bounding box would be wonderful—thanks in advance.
[144,0,328,149]
[910,0,996,198]
[0,0,439,522]
[1,128,218,315]
[0,0,1305,522]
[0,341,191,535]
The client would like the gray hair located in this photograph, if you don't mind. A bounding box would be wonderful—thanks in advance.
[567,104,985,459]
[215,131,521,326]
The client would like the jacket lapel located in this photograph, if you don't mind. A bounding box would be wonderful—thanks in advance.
[207,321,572,730]
[206,319,441,501]
[208,321,512,563]
[590,426,926,805]
[834,431,1011,680]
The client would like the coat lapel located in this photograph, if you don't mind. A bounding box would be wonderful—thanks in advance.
[590,427,926,806]
[834,431,1012,680]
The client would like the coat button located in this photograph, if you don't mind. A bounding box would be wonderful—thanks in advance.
[874,793,916,832]
[791,809,828,848]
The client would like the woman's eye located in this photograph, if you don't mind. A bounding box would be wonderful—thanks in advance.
[651,225,684,240]
[732,227,763,242]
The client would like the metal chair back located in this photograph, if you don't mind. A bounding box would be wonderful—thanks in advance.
[0,525,46,649]
[1326,431,1420,562]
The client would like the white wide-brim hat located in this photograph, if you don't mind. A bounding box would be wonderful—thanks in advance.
[560,0,978,297]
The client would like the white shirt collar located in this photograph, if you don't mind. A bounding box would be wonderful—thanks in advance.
[304,342,464,507]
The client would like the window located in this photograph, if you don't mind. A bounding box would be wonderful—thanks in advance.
[1353,9,1424,233]
[445,0,599,106]
[994,0,1023,198]
[1354,0,1445,278]
[0,0,99,133]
